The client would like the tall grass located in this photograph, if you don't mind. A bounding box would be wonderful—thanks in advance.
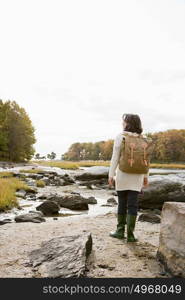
[0,178,31,212]
[0,172,14,178]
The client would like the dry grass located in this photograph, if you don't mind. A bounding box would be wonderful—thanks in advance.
[150,163,185,169]
[36,180,46,187]
[0,178,31,211]
[77,161,110,167]
[35,161,79,169]
[32,160,185,170]
[0,172,14,178]
[33,160,110,169]
[19,168,45,173]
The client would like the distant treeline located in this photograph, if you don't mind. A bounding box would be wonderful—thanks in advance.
[0,100,36,162]
[62,129,185,163]
[1,99,185,163]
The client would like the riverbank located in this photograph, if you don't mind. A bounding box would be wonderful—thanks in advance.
[0,212,167,278]
[1,161,185,278]
[1,160,185,170]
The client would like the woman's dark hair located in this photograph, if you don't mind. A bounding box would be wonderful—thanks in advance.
[122,113,143,134]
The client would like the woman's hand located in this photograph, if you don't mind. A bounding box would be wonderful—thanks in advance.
[108,177,115,187]
[143,177,149,187]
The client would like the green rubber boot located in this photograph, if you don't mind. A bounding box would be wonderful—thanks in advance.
[109,214,127,239]
[127,214,138,242]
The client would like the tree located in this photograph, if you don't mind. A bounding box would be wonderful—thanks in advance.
[50,152,56,160]
[47,154,51,159]
[61,129,185,163]
[35,153,41,160]
[0,99,36,161]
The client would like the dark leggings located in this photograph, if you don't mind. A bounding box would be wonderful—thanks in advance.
[117,190,139,216]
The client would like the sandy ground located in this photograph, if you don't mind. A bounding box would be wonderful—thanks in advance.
[0,211,169,278]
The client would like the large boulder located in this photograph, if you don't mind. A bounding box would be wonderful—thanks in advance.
[138,180,185,210]
[49,194,89,210]
[29,232,92,277]
[15,211,46,223]
[74,166,109,180]
[36,200,60,216]
[157,202,185,277]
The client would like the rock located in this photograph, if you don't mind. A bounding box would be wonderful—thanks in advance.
[36,201,60,216]
[26,173,44,180]
[74,166,108,180]
[86,196,97,204]
[29,232,92,277]
[15,189,27,198]
[52,177,65,186]
[62,174,75,184]
[41,177,50,185]
[29,211,44,216]
[46,193,58,200]
[25,179,36,187]
[138,180,185,209]
[15,212,46,223]
[0,218,12,225]
[26,195,37,201]
[101,204,115,207]
[48,174,55,180]
[24,186,37,194]
[37,193,48,200]
[101,197,117,207]
[44,174,75,187]
[157,202,185,277]
[101,184,110,190]
[78,179,107,185]
[107,197,117,205]
[109,191,118,196]
[138,213,161,223]
[49,194,89,210]
[70,192,81,195]
[153,209,161,215]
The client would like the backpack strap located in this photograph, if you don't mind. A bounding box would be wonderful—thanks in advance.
[143,143,148,166]
[128,142,136,167]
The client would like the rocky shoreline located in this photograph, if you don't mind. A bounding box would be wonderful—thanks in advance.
[0,211,167,278]
[0,162,185,278]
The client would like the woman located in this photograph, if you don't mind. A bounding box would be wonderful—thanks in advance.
[108,113,149,242]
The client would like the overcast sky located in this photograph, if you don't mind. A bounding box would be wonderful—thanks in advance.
[0,0,185,158]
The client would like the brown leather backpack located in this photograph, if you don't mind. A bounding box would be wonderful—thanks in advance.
[118,132,155,174]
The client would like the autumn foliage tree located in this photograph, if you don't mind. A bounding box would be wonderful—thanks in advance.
[0,99,36,162]
[62,130,185,163]
[150,129,185,163]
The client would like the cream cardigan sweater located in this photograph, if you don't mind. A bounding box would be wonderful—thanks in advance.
[108,131,149,192]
